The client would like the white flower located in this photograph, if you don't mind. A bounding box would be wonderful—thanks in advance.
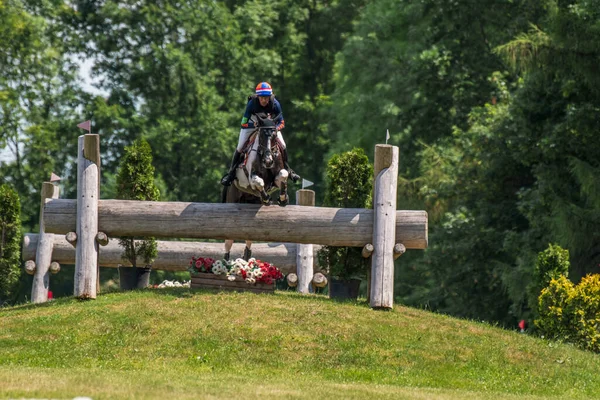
[213,260,224,269]
[227,274,236,281]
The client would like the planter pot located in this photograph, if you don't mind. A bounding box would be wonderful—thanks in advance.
[118,266,152,290]
[329,278,361,300]
[190,273,274,294]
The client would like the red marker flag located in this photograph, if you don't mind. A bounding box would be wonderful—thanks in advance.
[77,120,91,133]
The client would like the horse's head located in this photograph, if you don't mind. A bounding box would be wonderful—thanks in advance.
[255,113,279,169]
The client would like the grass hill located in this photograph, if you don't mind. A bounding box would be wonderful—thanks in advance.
[1,289,599,399]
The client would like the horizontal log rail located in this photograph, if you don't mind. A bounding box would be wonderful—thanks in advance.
[22,233,318,274]
[43,199,428,249]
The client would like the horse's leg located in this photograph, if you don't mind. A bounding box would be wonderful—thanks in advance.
[250,174,271,205]
[224,239,234,261]
[275,169,289,207]
[243,240,253,261]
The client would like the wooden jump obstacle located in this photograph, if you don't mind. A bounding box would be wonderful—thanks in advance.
[23,233,321,275]
[26,133,428,309]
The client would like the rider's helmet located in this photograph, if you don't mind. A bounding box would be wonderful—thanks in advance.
[255,82,273,96]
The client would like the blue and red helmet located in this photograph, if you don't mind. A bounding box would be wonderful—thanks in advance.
[255,82,273,96]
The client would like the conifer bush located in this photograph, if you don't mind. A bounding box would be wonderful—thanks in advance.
[116,138,160,268]
[317,148,373,280]
[0,184,22,303]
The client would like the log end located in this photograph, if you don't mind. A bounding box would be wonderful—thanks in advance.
[49,261,61,274]
[96,232,109,246]
[393,243,406,260]
[24,260,36,275]
[287,273,298,287]
[66,231,77,246]
[361,243,374,258]
[312,272,328,288]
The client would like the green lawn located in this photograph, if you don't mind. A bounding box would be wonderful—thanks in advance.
[1,289,599,399]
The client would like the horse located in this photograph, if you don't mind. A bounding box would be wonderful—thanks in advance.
[221,113,289,260]
[233,112,289,207]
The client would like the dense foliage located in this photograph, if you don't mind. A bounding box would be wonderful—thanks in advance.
[318,148,372,280]
[116,138,160,268]
[537,274,600,353]
[0,184,21,303]
[1,0,599,338]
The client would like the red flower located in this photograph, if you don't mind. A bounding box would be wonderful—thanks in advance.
[204,258,215,267]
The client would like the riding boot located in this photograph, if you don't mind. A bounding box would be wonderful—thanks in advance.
[243,246,252,261]
[282,148,301,183]
[220,151,242,186]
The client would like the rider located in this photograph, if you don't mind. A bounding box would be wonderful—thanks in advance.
[220,81,301,186]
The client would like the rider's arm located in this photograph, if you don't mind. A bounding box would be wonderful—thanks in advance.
[273,99,285,131]
[240,100,255,129]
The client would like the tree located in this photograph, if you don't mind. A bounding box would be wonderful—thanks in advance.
[331,0,545,177]
[116,139,160,269]
[318,148,372,280]
[400,1,600,326]
[0,0,84,230]
[0,184,22,303]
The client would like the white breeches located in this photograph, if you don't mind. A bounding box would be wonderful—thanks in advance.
[236,128,286,151]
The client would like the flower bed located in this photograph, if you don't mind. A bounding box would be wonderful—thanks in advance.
[188,256,283,293]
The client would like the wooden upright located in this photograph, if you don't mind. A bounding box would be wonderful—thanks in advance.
[296,189,316,293]
[370,145,399,309]
[31,182,59,303]
[74,134,100,299]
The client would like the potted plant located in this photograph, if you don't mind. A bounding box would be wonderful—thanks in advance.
[318,148,373,300]
[116,138,160,290]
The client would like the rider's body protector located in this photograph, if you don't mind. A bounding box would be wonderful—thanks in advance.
[240,95,285,131]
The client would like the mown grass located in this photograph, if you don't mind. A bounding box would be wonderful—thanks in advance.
[1,289,599,399]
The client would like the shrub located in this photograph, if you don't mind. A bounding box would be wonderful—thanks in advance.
[116,138,160,267]
[536,274,600,353]
[0,184,22,303]
[318,148,373,280]
[528,244,570,314]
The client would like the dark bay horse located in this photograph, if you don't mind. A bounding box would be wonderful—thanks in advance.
[233,113,289,207]
[221,113,289,260]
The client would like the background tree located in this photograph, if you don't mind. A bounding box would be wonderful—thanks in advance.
[0,184,22,304]
[0,0,84,229]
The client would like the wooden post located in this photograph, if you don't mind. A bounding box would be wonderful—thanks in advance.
[296,189,315,293]
[74,134,100,299]
[31,182,59,303]
[370,145,398,309]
